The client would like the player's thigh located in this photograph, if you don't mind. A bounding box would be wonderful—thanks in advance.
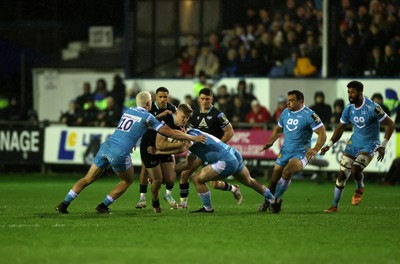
[195,165,222,183]
[147,165,163,182]
[282,158,303,179]
[233,165,253,184]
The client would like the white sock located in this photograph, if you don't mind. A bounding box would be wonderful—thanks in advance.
[231,185,238,193]
[68,189,78,198]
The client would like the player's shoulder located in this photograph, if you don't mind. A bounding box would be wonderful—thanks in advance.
[343,103,352,111]
[281,108,290,116]
[167,102,177,112]
[364,97,378,108]
[301,105,314,115]
[209,106,223,116]
[187,128,202,136]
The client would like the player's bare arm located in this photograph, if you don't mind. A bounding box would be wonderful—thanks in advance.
[156,110,173,119]
[156,133,183,151]
[159,125,206,143]
[220,123,234,143]
[320,122,345,155]
[376,116,395,162]
[259,124,283,152]
[305,125,327,161]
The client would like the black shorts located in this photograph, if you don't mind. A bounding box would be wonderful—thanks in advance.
[140,144,173,168]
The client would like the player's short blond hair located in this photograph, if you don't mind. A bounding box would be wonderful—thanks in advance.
[177,103,193,116]
[136,91,151,107]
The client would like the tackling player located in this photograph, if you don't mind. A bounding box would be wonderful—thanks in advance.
[179,88,241,209]
[320,80,394,213]
[55,91,205,214]
[149,128,276,213]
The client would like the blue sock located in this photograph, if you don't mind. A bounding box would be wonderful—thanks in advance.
[198,191,212,210]
[274,178,291,199]
[63,189,78,205]
[355,173,365,190]
[102,195,115,206]
[262,188,275,201]
[332,186,344,207]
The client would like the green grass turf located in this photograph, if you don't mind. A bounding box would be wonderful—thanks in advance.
[0,172,399,264]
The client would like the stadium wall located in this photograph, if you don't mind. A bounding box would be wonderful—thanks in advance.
[33,68,400,122]
[1,125,396,173]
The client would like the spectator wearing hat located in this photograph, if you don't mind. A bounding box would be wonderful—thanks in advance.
[310,91,332,125]
[245,99,271,130]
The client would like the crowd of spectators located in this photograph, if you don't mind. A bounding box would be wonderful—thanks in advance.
[59,75,129,127]
[177,0,400,79]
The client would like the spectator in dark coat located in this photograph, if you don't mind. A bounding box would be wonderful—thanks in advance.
[310,91,332,125]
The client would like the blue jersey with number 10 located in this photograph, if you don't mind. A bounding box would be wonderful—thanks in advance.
[278,105,323,152]
[340,97,387,147]
[107,107,163,156]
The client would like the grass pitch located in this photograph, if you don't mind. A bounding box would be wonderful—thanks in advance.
[0,172,399,264]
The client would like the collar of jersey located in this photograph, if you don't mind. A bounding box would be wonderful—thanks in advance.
[201,105,213,114]
[154,101,166,110]
[290,104,305,113]
[354,97,366,110]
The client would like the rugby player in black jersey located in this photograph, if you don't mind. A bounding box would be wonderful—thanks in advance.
[135,87,180,211]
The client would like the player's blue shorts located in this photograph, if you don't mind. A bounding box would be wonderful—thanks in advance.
[93,141,133,172]
[210,147,244,177]
[344,141,379,158]
[276,148,307,167]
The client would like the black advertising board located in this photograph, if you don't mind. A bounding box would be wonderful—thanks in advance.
[0,125,44,164]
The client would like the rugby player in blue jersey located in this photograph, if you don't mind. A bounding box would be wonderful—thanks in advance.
[55,91,205,214]
[148,125,275,213]
[258,90,327,213]
[320,80,394,213]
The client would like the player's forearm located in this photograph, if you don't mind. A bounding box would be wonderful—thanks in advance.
[161,127,193,141]
[313,132,327,152]
[266,126,282,145]
[383,118,395,143]
[155,148,182,155]
[221,130,234,143]
[157,140,182,151]
[328,124,344,145]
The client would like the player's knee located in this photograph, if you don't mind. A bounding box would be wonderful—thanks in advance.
[336,171,348,187]
[210,181,217,188]
[125,176,134,185]
[180,170,190,182]
[340,156,353,177]
[192,175,205,185]
[353,154,370,172]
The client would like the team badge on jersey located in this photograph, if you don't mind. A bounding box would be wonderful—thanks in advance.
[374,105,384,115]
[311,113,321,123]
[199,118,208,128]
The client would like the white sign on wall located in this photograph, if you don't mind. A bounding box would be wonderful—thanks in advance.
[44,126,141,166]
[89,26,113,48]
